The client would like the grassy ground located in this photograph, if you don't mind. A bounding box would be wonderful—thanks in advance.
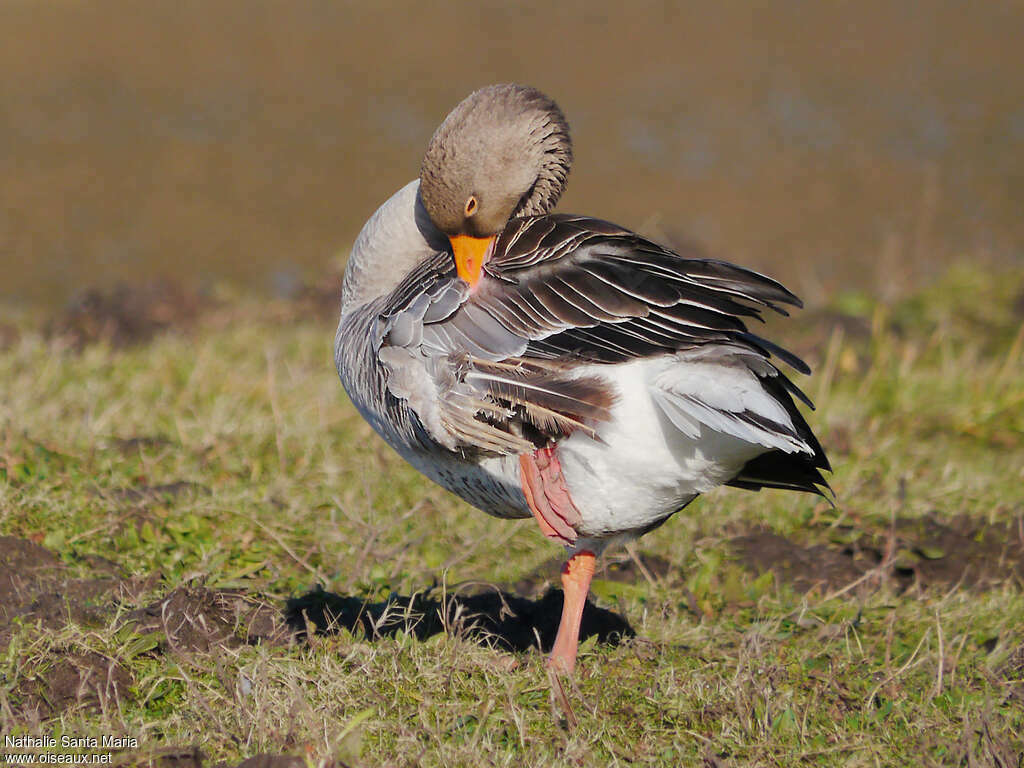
[1,264,1023,767]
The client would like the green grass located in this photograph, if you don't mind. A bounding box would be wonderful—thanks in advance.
[1,264,1023,766]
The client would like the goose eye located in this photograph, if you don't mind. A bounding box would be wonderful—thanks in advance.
[464,196,478,217]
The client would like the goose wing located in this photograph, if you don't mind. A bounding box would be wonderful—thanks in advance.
[473,214,809,369]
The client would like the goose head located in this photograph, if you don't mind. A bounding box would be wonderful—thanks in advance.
[419,84,572,286]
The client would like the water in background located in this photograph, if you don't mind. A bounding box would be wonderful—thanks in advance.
[2,0,1022,310]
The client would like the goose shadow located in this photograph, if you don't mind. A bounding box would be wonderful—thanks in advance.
[283,584,634,654]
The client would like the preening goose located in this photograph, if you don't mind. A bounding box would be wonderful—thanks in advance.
[335,84,830,674]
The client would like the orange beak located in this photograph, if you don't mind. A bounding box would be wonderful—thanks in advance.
[449,234,494,288]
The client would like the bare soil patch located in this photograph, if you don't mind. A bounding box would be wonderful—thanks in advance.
[0,536,123,649]
[99,480,210,505]
[38,273,342,352]
[14,652,133,722]
[732,516,1024,594]
[46,280,211,350]
[0,537,285,723]
[105,435,176,454]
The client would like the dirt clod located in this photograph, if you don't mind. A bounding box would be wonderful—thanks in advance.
[125,586,287,653]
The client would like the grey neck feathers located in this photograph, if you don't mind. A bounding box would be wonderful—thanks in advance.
[340,180,448,315]
[509,101,572,219]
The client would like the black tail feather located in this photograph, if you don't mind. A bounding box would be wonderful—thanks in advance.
[727,363,833,499]
[726,449,833,500]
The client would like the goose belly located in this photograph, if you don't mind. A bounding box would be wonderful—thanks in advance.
[402,448,531,521]
[556,359,767,538]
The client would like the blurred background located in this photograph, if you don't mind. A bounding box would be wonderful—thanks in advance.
[2,0,1023,312]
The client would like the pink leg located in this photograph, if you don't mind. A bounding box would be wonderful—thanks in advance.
[519,446,594,674]
[547,549,596,674]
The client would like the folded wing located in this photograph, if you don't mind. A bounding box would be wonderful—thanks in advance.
[372,214,829,494]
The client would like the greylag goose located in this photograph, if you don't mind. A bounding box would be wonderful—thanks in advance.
[335,84,830,675]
